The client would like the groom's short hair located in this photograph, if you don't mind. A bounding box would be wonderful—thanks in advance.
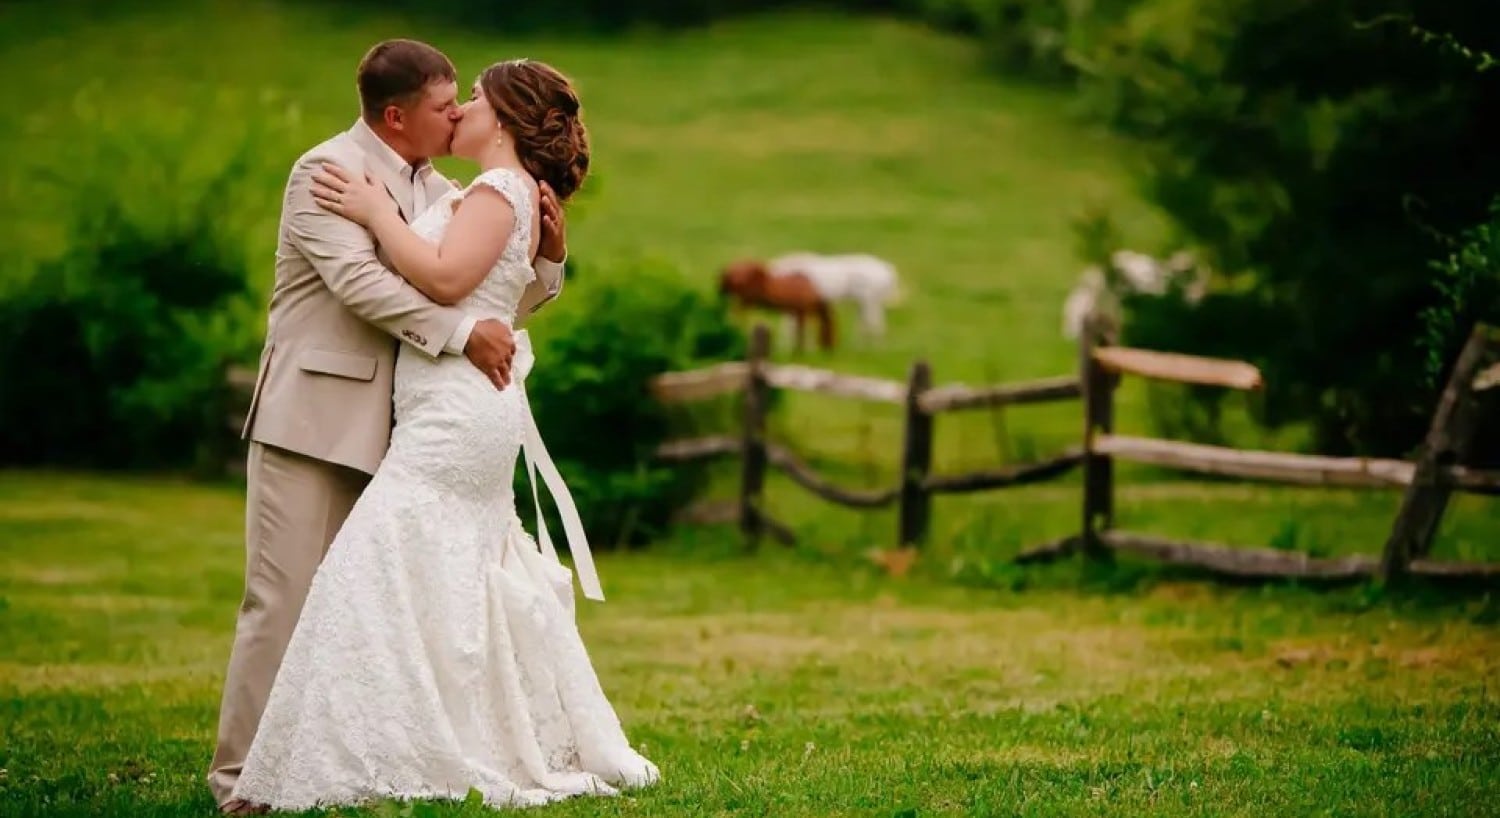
[357,39,457,121]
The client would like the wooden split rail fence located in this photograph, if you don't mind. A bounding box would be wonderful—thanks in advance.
[652,325,1085,549]
[651,321,1500,583]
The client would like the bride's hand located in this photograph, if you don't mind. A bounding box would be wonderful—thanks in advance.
[311,163,396,227]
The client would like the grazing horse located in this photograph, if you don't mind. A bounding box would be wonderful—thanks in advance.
[766,252,900,340]
[719,259,836,352]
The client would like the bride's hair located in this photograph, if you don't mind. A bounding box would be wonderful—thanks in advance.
[480,60,590,202]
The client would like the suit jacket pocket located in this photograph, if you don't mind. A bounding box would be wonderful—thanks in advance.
[299,348,378,382]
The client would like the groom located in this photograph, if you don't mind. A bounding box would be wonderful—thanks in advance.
[207,39,570,814]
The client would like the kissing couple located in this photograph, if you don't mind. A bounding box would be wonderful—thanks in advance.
[205,38,659,814]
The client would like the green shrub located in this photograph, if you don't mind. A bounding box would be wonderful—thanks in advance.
[0,139,258,470]
[521,259,744,548]
[1101,3,1500,456]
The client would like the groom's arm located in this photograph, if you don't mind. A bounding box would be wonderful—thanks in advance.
[285,151,473,358]
[531,256,565,313]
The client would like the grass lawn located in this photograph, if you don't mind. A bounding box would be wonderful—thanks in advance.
[2,471,1498,817]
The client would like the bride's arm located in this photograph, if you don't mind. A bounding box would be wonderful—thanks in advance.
[312,163,515,306]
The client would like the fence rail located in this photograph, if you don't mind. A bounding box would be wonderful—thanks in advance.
[922,450,1084,494]
[1092,434,1415,489]
[767,442,900,508]
[1097,530,1379,580]
[1450,465,1500,495]
[1474,361,1500,392]
[648,319,1500,584]
[654,435,741,462]
[916,376,1082,414]
[1091,346,1266,391]
[650,360,909,405]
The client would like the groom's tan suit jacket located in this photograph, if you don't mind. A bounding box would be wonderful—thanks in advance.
[241,119,562,475]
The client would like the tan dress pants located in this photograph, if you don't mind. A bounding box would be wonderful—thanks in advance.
[206,442,369,806]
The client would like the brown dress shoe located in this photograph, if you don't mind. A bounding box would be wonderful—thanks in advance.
[219,798,269,816]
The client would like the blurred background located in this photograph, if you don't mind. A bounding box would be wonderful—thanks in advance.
[4,0,1499,557]
[2,1,1499,814]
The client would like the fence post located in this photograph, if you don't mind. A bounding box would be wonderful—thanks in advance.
[1380,324,1497,582]
[1080,313,1117,561]
[897,360,934,548]
[739,324,772,550]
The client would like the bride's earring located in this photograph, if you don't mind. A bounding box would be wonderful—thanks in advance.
[495,129,505,149]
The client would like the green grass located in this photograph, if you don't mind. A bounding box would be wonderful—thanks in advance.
[3,472,1499,817]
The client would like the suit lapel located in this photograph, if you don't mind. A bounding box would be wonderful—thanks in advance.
[347,122,414,223]
[364,161,413,225]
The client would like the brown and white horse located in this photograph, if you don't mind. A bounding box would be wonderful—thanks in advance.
[718,259,836,352]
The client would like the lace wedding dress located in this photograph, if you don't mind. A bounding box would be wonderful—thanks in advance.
[232,168,659,811]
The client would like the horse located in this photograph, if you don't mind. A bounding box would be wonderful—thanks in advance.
[767,252,900,340]
[719,259,836,352]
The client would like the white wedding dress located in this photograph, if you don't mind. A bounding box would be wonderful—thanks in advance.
[232,168,659,811]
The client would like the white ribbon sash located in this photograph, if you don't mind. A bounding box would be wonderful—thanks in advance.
[510,331,605,603]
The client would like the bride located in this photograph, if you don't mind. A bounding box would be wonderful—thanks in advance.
[230,59,659,811]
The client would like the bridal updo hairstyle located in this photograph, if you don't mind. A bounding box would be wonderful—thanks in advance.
[480,60,590,202]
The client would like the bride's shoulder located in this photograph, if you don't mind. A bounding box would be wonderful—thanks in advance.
[468,168,539,208]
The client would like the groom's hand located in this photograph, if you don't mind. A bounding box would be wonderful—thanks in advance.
[538,182,567,263]
[464,319,516,389]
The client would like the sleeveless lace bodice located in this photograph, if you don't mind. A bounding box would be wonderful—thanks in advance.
[409,167,537,325]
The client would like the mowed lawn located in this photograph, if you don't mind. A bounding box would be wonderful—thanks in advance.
[2,472,1498,817]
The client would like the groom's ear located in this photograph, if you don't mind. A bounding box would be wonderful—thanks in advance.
[381,103,407,133]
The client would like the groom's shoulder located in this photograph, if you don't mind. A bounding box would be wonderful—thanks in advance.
[289,130,363,176]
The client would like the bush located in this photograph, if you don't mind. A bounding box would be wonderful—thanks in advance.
[0,139,258,470]
[521,259,744,548]
[1097,3,1500,456]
